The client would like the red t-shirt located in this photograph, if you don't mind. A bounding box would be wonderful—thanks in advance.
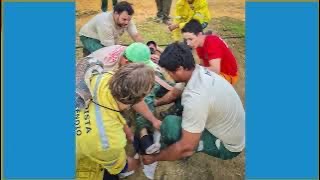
[196,35,238,76]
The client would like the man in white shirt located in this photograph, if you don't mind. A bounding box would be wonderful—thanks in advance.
[79,1,143,56]
[143,42,245,164]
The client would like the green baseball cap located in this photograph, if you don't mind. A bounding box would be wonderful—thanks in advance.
[124,42,157,69]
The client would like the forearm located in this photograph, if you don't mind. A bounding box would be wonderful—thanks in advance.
[132,33,144,43]
[208,59,222,74]
[155,142,194,161]
[127,156,140,172]
[133,101,158,123]
[155,91,178,106]
[123,124,134,142]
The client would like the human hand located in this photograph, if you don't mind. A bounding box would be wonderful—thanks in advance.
[152,119,162,130]
[124,125,134,143]
[153,99,159,107]
[151,54,160,64]
[168,24,178,31]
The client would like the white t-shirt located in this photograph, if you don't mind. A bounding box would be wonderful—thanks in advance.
[181,65,245,152]
[79,12,138,47]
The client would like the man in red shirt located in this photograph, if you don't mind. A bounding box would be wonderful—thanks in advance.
[181,19,239,84]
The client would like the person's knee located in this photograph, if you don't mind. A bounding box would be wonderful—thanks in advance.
[160,115,182,145]
[219,150,241,160]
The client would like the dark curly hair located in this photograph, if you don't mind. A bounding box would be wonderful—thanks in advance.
[158,42,195,71]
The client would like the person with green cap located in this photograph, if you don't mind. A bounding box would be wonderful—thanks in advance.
[77,42,164,130]
[76,42,181,179]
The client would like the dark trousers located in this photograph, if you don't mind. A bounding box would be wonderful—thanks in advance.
[101,0,118,12]
[103,170,119,180]
[155,0,172,20]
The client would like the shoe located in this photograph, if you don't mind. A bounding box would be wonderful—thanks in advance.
[162,18,171,25]
[119,170,135,179]
[145,130,161,154]
[143,162,158,180]
[152,16,163,23]
[145,143,160,154]
[162,16,172,25]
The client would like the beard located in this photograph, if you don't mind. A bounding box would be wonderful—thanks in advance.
[115,17,129,28]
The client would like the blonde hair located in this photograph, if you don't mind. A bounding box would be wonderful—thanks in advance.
[109,63,155,105]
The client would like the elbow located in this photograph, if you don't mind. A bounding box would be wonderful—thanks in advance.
[181,150,195,158]
[171,92,179,99]
[180,144,196,158]
[134,34,143,42]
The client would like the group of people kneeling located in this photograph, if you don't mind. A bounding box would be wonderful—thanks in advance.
[76,19,245,180]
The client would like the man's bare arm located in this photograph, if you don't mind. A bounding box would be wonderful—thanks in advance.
[154,87,182,106]
[143,130,201,164]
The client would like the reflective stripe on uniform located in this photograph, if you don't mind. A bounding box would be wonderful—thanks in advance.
[93,75,109,149]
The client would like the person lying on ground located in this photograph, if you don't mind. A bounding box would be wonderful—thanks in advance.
[147,40,163,64]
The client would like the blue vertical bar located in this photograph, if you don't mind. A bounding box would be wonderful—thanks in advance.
[3,2,75,178]
[246,2,318,179]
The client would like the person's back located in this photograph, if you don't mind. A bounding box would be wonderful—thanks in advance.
[182,65,245,152]
[76,63,155,179]
[76,73,128,167]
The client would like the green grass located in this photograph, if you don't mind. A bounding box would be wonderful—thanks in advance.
[120,16,245,46]
[120,18,172,46]
[221,17,245,37]
[208,17,245,38]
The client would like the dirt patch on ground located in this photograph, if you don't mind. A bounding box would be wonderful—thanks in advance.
[76,0,245,26]
[76,0,245,179]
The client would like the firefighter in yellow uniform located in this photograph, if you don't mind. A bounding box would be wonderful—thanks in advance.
[168,0,211,41]
[76,63,155,180]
